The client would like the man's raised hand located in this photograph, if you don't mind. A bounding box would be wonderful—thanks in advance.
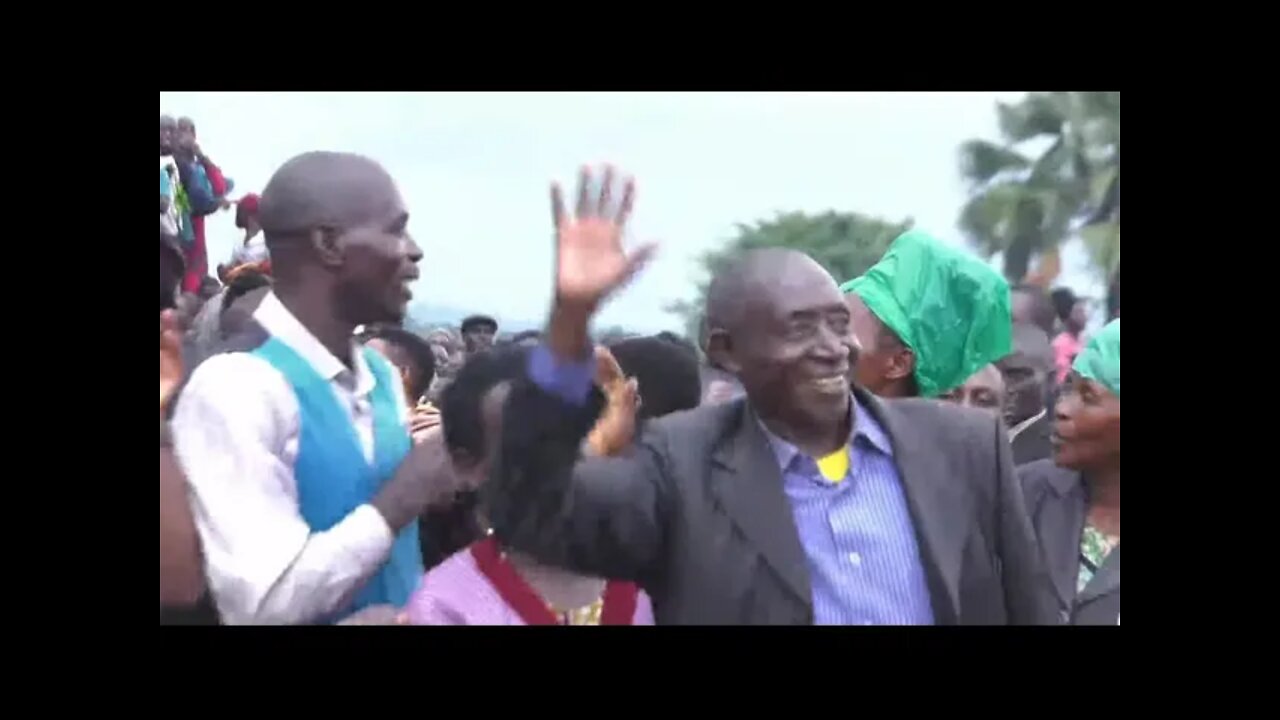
[550,165,656,313]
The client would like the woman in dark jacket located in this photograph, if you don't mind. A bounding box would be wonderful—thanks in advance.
[1019,320,1120,625]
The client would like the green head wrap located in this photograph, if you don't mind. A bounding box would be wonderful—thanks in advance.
[839,229,1012,398]
[1071,319,1120,397]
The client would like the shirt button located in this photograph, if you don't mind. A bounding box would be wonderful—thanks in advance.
[848,552,862,567]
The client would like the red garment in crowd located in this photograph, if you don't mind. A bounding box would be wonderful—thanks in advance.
[181,156,228,293]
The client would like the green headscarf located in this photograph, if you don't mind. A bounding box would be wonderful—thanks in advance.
[839,229,1012,398]
[1072,319,1120,397]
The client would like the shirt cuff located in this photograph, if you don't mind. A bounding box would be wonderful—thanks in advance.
[527,344,594,407]
[342,504,397,571]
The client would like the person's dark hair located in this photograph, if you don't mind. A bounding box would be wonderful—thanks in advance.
[1106,265,1120,321]
[440,346,530,463]
[160,230,185,312]
[222,271,272,311]
[609,335,702,421]
[363,324,438,400]
[1050,287,1078,324]
[656,331,697,355]
[460,315,498,334]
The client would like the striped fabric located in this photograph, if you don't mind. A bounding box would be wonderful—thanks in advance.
[760,396,935,625]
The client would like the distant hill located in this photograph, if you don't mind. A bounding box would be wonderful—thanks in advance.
[405,301,540,333]
[404,301,685,341]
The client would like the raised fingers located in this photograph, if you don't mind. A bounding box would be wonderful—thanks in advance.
[550,183,566,230]
[575,166,593,218]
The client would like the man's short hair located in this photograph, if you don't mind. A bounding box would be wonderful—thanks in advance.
[361,325,438,401]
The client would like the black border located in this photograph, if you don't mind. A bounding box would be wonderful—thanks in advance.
[156,80,1133,661]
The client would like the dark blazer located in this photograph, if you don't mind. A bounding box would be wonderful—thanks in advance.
[1010,412,1054,467]
[1018,459,1120,625]
[484,381,1056,625]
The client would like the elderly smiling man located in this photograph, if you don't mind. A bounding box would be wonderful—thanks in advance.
[479,166,1054,625]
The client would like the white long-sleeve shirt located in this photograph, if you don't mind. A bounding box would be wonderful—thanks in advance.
[171,292,410,625]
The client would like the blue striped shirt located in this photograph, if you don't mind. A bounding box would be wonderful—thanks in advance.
[758,396,935,625]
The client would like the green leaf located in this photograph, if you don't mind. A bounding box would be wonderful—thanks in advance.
[959,140,1031,186]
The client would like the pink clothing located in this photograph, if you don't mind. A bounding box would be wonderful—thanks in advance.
[1052,331,1084,384]
[405,548,655,626]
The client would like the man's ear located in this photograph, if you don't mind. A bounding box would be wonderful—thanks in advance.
[886,348,916,382]
[706,328,742,375]
[311,227,344,268]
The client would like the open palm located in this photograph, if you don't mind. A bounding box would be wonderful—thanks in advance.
[552,166,657,311]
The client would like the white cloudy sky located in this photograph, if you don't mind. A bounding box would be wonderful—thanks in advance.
[159,91,1103,333]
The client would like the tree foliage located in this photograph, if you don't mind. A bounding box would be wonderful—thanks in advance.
[667,211,913,342]
[958,91,1120,283]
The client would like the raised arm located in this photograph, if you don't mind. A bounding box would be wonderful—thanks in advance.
[483,166,666,585]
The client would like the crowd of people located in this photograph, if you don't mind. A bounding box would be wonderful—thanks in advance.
[159,118,1120,626]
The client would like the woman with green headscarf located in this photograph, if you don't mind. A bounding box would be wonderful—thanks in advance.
[1018,319,1120,625]
[841,229,1012,400]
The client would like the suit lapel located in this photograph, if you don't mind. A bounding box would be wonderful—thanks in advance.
[1038,470,1088,612]
[709,404,812,609]
[863,392,965,623]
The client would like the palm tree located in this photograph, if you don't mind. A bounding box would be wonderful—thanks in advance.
[958,92,1120,284]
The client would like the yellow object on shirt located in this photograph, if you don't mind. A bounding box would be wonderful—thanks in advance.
[815,447,850,482]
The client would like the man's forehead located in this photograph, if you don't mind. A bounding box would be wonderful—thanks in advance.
[750,264,841,316]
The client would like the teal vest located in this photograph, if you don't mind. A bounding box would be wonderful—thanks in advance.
[252,337,423,622]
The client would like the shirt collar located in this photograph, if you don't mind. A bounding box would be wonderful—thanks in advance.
[253,291,375,397]
[756,393,894,472]
[1008,407,1047,442]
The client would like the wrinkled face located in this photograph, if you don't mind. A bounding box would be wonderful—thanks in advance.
[715,257,857,431]
[1052,372,1120,471]
[463,323,497,353]
[160,115,178,154]
[940,364,1005,417]
[332,189,423,327]
[847,294,913,397]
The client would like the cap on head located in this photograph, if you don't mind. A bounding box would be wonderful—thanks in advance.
[461,315,498,334]
[840,229,1012,398]
[236,193,261,229]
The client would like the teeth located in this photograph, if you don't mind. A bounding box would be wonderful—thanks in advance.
[812,377,846,390]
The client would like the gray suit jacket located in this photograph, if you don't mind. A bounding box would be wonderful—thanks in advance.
[1018,459,1121,625]
[484,382,1055,625]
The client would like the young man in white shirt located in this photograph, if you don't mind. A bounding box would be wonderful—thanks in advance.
[171,151,439,625]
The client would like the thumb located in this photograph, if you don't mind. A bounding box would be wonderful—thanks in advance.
[602,242,658,297]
